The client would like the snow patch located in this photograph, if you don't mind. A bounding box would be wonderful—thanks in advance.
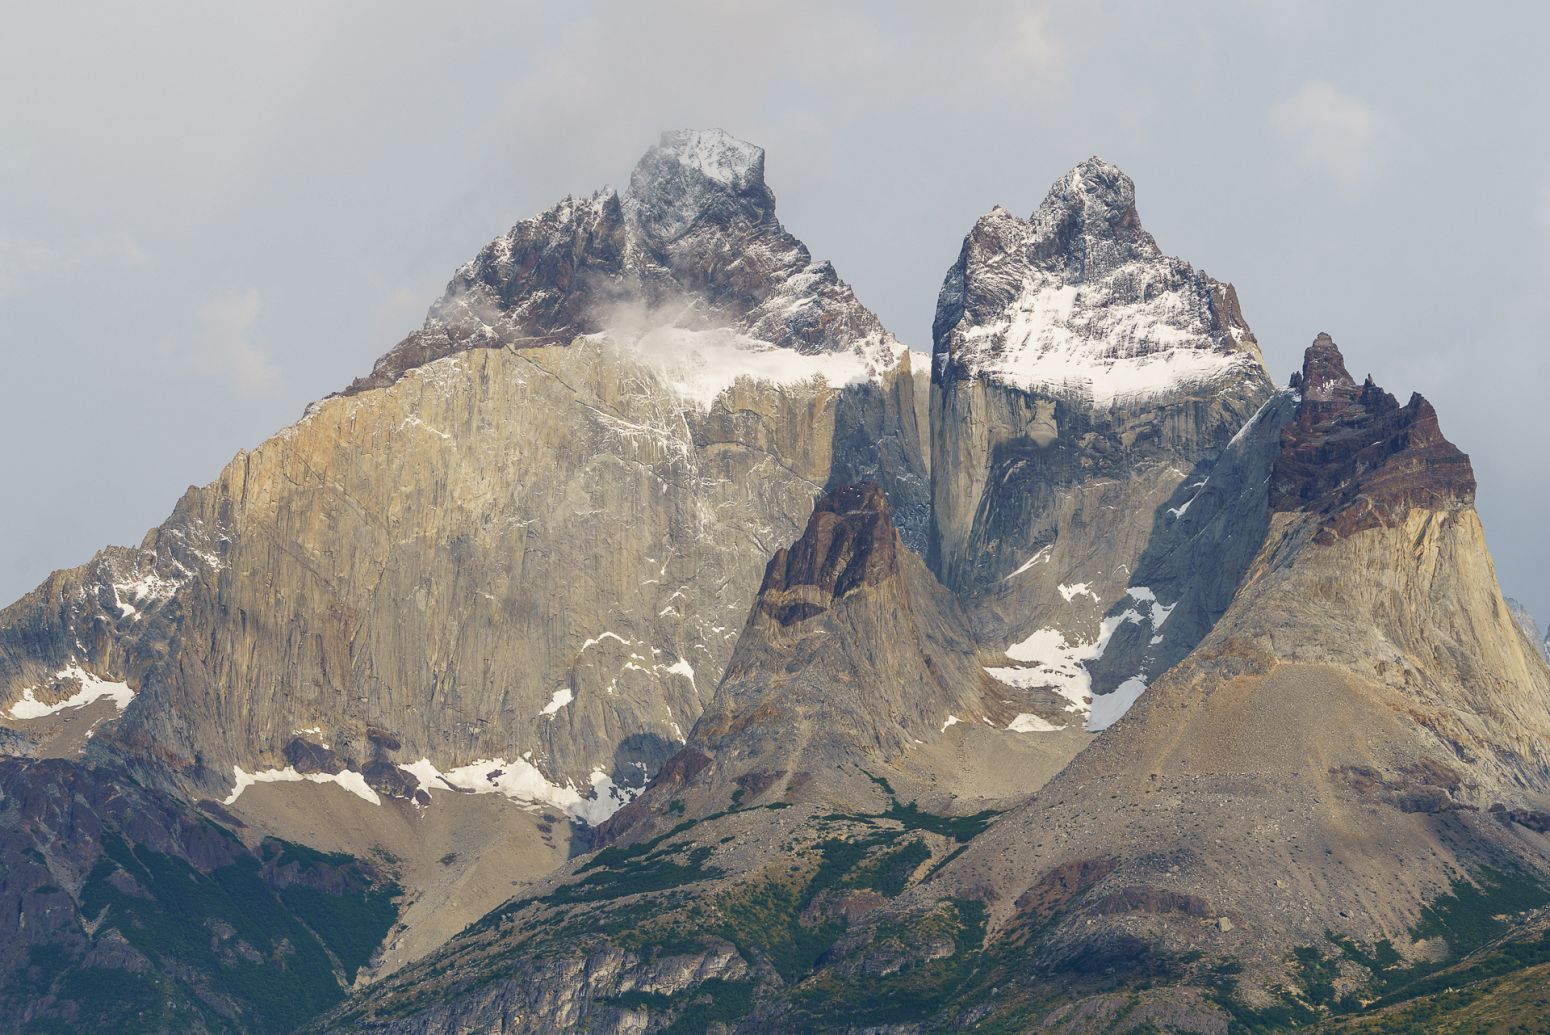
[539,688,574,717]
[986,584,1178,732]
[394,756,640,824]
[941,714,961,732]
[660,658,695,685]
[8,666,135,720]
[1058,582,1098,602]
[224,766,381,806]
[1004,546,1052,580]
[1090,677,1149,732]
[1008,713,1065,733]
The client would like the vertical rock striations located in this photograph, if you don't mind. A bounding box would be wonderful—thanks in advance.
[928,157,1273,729]
[0,130,927,822]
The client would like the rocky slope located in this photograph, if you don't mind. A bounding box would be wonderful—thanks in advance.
[0,757,399,1034]
[307,484,1083,1034]
[898,334,1550,1024]
[603,482,1085,840]
[0,130,926,824]
[928,157,1275,732]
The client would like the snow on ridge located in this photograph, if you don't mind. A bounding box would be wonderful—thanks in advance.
[655,129,763,187]
[950,206,1264,408]
[7,665,135,720]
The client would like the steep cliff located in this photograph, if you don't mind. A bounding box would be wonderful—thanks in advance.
[0,131,927,824]
[928,157,1274,731]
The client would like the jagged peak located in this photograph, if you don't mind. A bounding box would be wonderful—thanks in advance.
[625,128,778,242]
[1040,156,1138,222]
[641,129,765,190]
[1274,333,1474,541]
[1023,155,1159,273]
[1293,332,1358,400]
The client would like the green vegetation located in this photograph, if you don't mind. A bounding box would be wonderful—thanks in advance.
[787,897,990,1027]
[1206,863,1550,1033]
[48,832,400,1034]
[544,844,721,904]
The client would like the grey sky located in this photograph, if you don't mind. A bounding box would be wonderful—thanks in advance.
[3,2,1549,623]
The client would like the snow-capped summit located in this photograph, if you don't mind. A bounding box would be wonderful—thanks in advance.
[346,129,902,396]
[626,129,778,244]
[934,158,1268,408]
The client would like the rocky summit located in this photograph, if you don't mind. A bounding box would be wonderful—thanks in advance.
[3,134,1550,1035]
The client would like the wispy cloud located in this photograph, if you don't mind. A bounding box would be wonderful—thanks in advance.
[200,289,279,394]
[0,233,148,299]
[1270,81,1395,192]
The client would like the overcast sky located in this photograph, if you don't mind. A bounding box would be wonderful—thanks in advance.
[3,1,1549,622]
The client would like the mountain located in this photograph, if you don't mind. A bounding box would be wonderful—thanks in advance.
[0,129,930,1013]
[315,202,1550,1035]
[309,482,1083,1034]
[6,140,1550,1034]
[0,128,925,811]
[928,157,1275,731]
[882,334,1550,1025]
[603,481,1084,841]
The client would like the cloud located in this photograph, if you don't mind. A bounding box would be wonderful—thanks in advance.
[0,232,148,300]
[200,289,280,394]
[989,7,1067,82]
[1270,81,1395,191]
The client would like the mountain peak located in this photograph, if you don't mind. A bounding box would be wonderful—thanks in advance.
[1275,333,1474,541]
[643,128,765,189]
[626,128,777,241]
[1024,155,1155,272]
[758,482,897,625]
[1294,331,1358,400]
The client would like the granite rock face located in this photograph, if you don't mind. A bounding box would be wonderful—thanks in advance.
[602,483,1072,842]
[0,130,927,818]
[927,158,1274,734]
[928,157,1272,596]
[1507,598,1550,665]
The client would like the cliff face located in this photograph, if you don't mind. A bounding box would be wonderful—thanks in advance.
[927,158,1274,731]
[0,130,927,821]
[928,158,1271,592]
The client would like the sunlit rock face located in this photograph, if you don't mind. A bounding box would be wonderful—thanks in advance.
[0,129,927,818]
